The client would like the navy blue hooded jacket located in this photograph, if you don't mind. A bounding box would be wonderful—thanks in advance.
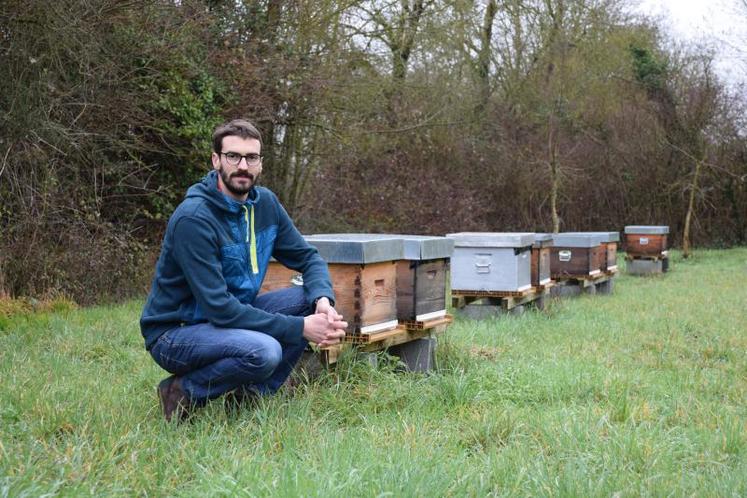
[140,170,334,350]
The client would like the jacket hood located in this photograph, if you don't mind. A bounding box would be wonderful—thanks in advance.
[185,170,261,213]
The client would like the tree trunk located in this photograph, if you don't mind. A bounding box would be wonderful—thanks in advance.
[682,155,704,258]
[548,117,560,232]
[476,0,497,110]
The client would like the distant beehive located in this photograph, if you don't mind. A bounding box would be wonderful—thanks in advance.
[562,231,619,272]
[624,226,669,258]
[550,233,605,278]
[304,234,403,335]
[531,233,554,287]
[446,232,535,292]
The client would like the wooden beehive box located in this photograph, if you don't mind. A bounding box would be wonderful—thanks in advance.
[624,226,669,258]
[563,231,619,272]
[305,234,404,335]
[531,233,553,287]
[260,260,301,293]
[445,232,535,292]
[396,235,454,322]
[550,233,605,278]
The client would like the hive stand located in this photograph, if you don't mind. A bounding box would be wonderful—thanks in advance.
[451,284,552,318]
[550,271,616,297]
[625,257,667,275]
[319,315,452,371]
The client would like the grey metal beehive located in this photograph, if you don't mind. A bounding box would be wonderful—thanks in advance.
[304,234,405,264]
[624,226,670,235]
[446,232,535,292]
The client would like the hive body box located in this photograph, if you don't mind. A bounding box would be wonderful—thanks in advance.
[624,226,669,258]
[531,233,553,287]
[446,232,535,292]
[261,261,301,293]
[395,235,454,322]
[304,234,404,335]
[312,234,454,321]
[563,231,619,272]
[550,233,605,278]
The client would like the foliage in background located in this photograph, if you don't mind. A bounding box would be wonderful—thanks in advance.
[0,0,225,302]
[1,0,746,303]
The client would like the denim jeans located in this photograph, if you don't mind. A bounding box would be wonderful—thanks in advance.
[149,286,311,404]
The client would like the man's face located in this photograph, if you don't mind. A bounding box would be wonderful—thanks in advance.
[211,135,262,201]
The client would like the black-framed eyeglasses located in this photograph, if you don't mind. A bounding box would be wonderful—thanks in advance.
[221,151,262,166]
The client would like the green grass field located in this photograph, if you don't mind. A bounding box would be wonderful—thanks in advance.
[1,249,746,497]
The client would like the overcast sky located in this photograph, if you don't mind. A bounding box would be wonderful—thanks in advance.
[633,0,747,90]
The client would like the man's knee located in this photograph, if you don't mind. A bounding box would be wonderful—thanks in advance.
[240,338,282,379]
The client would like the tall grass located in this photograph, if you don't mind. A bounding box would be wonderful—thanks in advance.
[1,249,745,496]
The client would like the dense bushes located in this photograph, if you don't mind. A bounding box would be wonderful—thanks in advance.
[1,0,745,303]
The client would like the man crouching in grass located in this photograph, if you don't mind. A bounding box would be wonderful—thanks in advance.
[140,119,347,422]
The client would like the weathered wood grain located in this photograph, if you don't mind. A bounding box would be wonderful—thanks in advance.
[260,262,298,293]
[624,234,667,257]
[551,246,604,278]
[531,247,552,286]
[602,242,618,271]
[396,259,448,321]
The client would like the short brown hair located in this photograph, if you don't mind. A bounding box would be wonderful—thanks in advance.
[212,119,263,153]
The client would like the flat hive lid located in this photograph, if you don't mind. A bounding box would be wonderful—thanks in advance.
[304,234,405,263]
[307,233,454,261]
[563,231,620,242]
[446,232,535,248]
[389,234,454,260]
[624,225,670,235]
[532,233,554,248]
[552,232,605,248]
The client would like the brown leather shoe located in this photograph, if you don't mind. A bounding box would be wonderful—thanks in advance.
[157,376,190,422]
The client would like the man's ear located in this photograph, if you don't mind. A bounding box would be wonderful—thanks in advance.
[211,152,221,170]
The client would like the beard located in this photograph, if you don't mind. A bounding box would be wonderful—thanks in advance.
[219,166,258,196]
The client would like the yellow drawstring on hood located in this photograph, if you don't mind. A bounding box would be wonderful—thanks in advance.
[242,204,259,275]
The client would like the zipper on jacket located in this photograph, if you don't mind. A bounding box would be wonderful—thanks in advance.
[242,204,259,275]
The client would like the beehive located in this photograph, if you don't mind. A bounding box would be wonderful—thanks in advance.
[550,233,605,278]
[260,260,301,293]
[446,232,535,292]
[624,226,669,258]
[531,233,554,287]
[395,235,454,322]
[304,234,404,335]
[563,231,619,272]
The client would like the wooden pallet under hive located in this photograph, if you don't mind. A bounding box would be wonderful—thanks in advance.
[452,286,549,311]
[320,314,451,365]
[553,271,615,288]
